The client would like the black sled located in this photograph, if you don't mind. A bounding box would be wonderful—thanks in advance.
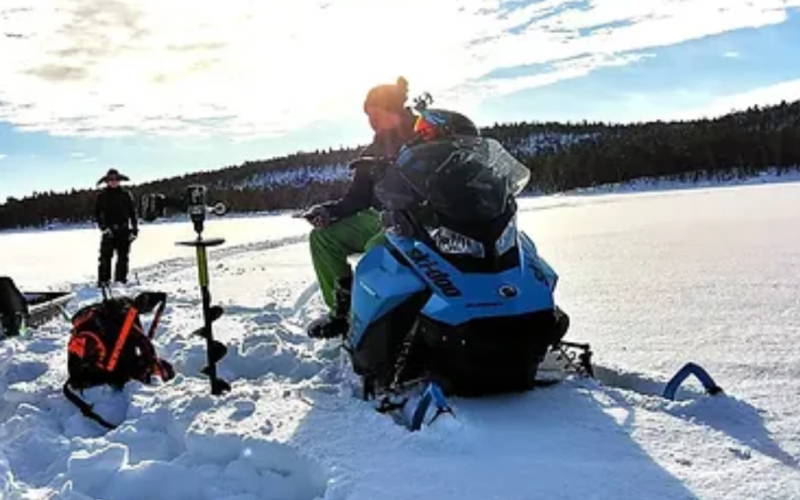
[0,276,74,338]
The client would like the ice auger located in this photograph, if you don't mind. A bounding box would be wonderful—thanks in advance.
[176,184,231,396]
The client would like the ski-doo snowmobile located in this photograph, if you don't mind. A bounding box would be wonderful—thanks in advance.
[339,101,594,429]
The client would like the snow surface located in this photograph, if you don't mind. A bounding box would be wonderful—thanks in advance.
[1,180,800,499]
[563,166,800,197]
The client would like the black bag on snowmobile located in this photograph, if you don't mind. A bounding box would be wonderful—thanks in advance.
[63,291,175,429]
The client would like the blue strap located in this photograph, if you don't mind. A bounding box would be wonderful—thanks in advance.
[410,382,454,431]
[663,362,723,400]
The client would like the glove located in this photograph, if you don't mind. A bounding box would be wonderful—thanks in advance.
[129,231,138,242]
[300,205,332,229]
[101,228,113,238]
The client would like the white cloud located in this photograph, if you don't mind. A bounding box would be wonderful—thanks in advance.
[0,154,6,161]
[0,0,798,139]
[69,151,98,162]
[676,79,800,120]
[723,51,741,58]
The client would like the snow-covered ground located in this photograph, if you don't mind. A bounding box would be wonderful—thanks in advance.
[1,180,799,500]
[563,166,800,196]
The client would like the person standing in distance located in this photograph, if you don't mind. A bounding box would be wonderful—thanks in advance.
[94,168,138,286]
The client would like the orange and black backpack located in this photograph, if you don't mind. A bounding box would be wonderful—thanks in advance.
[63,290,175,429]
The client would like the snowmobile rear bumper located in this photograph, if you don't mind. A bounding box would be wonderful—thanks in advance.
[413,309,564,397]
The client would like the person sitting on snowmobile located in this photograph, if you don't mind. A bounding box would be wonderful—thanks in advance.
[299,76,417,339]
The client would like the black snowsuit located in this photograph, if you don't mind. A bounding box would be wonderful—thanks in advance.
[94,187,138,284]
[318,108,418,222]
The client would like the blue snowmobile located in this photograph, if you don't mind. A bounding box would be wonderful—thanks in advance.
[338,104,595,430]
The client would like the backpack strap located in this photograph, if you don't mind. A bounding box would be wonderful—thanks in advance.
[144,293,166,340]
[105,306,138,373]
[62,380,118,430]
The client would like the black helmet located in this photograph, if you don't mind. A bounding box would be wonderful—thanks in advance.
[414,108,480,141]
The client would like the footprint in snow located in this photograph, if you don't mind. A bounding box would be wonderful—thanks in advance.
[230,400,256,421]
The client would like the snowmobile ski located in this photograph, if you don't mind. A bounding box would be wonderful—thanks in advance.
[663,362,723,400]
[372,379,454,431]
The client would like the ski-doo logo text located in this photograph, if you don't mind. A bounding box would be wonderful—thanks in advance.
[407,248,462,297]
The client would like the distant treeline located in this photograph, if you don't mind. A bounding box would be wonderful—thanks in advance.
[2,99,800,230]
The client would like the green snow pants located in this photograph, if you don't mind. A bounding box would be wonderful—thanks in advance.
[309,209,386,310]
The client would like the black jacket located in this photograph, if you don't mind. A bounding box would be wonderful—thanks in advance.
[95,187,138,234]
[321,109,417,221]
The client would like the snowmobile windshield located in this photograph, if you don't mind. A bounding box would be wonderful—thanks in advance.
[381,137,530,223]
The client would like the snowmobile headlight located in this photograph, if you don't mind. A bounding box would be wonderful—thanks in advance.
[428,226,485,258]
[495,217,518,255]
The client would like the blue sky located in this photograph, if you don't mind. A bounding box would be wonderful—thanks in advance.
[2,0,800,200]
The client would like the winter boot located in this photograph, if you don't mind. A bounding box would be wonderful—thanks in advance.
[307,276,353,339]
